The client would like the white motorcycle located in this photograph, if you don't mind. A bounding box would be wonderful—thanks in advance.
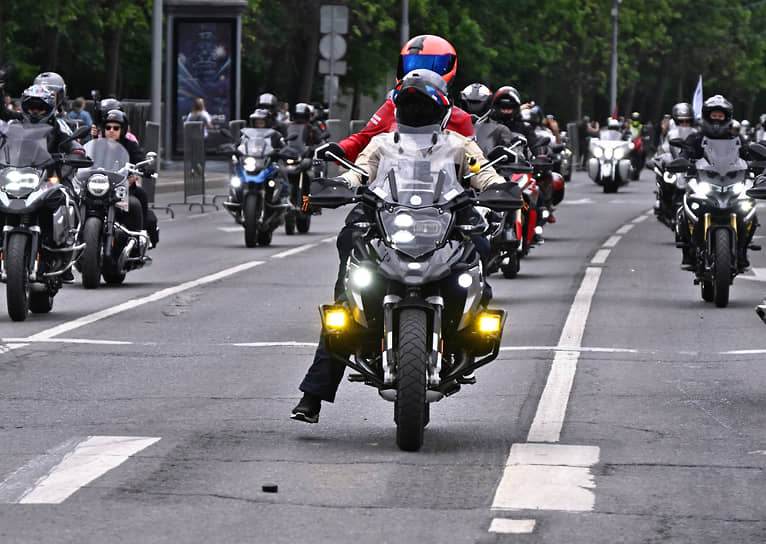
[587,129,633,193]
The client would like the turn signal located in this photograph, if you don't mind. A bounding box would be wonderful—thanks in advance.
[324,308,348,329]
[477,313,502,334]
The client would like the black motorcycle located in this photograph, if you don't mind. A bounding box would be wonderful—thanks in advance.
[675,138,758,307]
[221,127,289,247]
[281,124,316,235]
[0,123,90,320]
[309,130,520,451]
[74,138,156,288]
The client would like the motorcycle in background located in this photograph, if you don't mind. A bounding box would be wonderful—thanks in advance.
[650,126,696,229]
[0,123,90,320]
[74,139,156,288]
[587,129,633,192]
[281,124,315,234]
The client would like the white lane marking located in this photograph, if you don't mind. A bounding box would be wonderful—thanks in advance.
[322,236,336,243]
[0,438,83,503]
[230,341,317,348]
[24,261,265,341]
[489,519,536,534]
[271,243,318,259]
[217,226,242,233]
[590,249,611,264]
[722,349,766,355]
[562,198,593,205]
[737,268,766,282]
[2,338,132,345]
[13,436,160,504]
[527,266,602,443]
[187,212,218,220]
[491,444,600,512]
[616,223,635,235]
[602,235,621,248]
[632,214,649,223]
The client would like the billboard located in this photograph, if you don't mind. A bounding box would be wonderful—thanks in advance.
[172,19,236,154]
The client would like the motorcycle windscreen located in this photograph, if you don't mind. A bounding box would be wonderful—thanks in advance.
[699,137,747,179]
[597,129,623,141]
[84,138,130,171]
[0,123,54,167]
[368,129,464,207]
[238,128,278,160]
[379,206,452,259]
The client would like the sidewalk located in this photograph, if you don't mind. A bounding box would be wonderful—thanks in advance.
[153,160,230,195]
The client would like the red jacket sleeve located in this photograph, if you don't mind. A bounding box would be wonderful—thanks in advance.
[339,98,395,162]
[447,106,475,138]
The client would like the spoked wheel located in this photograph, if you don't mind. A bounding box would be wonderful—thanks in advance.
[713,229,731,308]
[5,233,30,321]
[81,216,103,289]
[395,308,428,452]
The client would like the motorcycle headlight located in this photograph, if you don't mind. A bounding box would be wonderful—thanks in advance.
[663,171,677,184]
[740,200,754,213]
[603,147,613,159]
[694,181,714,196]
[592,146,603,158]
[730,182,745,195]
[0,169,41,194]
[87,174,110,196]
[243,156,257,172]
[613,146,626,159]
[230,175,242,188]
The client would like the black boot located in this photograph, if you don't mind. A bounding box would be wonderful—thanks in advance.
[291,392,321,424]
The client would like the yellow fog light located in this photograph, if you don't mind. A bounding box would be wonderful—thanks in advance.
[477,313,502,334]
[324,308,348,329]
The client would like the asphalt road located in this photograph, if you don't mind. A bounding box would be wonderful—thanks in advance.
[0,169,765,543]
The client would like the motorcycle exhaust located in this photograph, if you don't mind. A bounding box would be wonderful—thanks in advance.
[117,239,136,272]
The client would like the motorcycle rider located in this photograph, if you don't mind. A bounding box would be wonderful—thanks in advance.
[256,93,287,136]
[460,82,493,120]
[91,97,139,143]
[678,94,756,269]
[291,69,510,424]
[100,109,159,247]
[489,86,545,155]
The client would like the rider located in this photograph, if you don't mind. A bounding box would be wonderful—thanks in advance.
[101,109,159,247]
[489,86,544,155]
[291,69,510,424]
[256,93,287,136]
[679,94,756,269]
[315,35,474,164]
[459,82,493,120]
[90,97,139,143]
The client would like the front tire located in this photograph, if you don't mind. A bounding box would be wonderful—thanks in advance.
[395,308,428,452]
[713,229,731,308]
[81,217,103,289]
[603,176,618,193]
[296,212,311,233]
[501,251,519,278]
[6,233,30,321]
[29,290,54,314]
[244,193,259,248]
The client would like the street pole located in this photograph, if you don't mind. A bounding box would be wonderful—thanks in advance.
[609,0,619,117]
[151,0,162,125]
[401,0,409,47]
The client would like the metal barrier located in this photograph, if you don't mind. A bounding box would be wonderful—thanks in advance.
[229,119,246,143]
[566,122,582,170]
[168,121,218,213]
[348,119,366,135]
[142,121,174,218]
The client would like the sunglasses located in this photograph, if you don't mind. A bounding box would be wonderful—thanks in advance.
[105,125,121,132]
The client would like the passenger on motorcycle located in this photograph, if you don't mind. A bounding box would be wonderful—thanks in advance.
[679,94,756,268]
[100,109,159,247]
[291,69,510,424]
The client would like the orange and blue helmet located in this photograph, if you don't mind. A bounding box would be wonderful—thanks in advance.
[397,35,457,84]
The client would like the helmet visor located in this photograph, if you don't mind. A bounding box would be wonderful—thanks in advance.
[401,54,455,77]
[393,84,450,108]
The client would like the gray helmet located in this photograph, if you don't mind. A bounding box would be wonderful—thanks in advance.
[459,83,492,116]
[701,94,733,138]
[393,69,451,128]
[256,93,279,114]
[21,84,57,123]
[671,102,694,124]
[249,108,272,127]
[33,72,66,110]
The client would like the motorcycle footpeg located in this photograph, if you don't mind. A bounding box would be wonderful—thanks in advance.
[749,244,762,251]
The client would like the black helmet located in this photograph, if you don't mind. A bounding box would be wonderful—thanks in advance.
[33,72,66,110]
[249,108,272,127]
[701,94,733,138]
[103,109,128,134]
[393,69,451,128]
[256,93,279,114]
[293,102,313,123]
[671,102,694,124]
[100,98,122,112]
[459,83,492,116]
[490,86,522,123]
[21,85,57,123]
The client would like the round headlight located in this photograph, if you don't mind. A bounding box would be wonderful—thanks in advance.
[243,157,257,172]
[351,267,373,288]
[663,171,677,184]
[230,175,242,188]
[87,174,110,196]
[603,147,614,159]
[394,213,414,227]
[613,146,626,159]
[592,146,603,158]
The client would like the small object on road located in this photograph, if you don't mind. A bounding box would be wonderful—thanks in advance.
[262,484,278,493]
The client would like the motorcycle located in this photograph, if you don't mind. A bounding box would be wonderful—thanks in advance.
[73,139,156,288]
[309,130,521,451]
[558,130,574,181]
[675,138,758,307]
[651,126,697,229]
[0,123,90,321]
[587,129,633,192]
[221,127,289,247]
[281,124,316,234]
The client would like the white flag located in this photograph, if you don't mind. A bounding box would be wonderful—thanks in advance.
[692,75,703,119]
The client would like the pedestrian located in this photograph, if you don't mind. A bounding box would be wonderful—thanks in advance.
[68,96,93,132]
[185,98,213,138]
[276,101,290,124]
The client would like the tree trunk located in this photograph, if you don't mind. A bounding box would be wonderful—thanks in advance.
[297,1,320,102]
[103,26,123,96]
[649,56,671,123]
[574,76,583,121]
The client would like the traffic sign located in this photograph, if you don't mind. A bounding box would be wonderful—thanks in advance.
[319,33,347,61]
[323,75,339,104]
[320,5,348,34]
[318,59,347,75]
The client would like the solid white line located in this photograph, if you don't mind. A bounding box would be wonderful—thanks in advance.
[527,267,602,443]
[217,226,242,233]
[489,519,536,534]
[271,243,318,259]
[602,235,622,248]
[499,345,638,354]
[591,249,611,264]
[721,349,766,355]
[616,223,635,235]
[2,338,133,345]
[18,436,160,504]
[230,341,318,348]
[24,261,265,341]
